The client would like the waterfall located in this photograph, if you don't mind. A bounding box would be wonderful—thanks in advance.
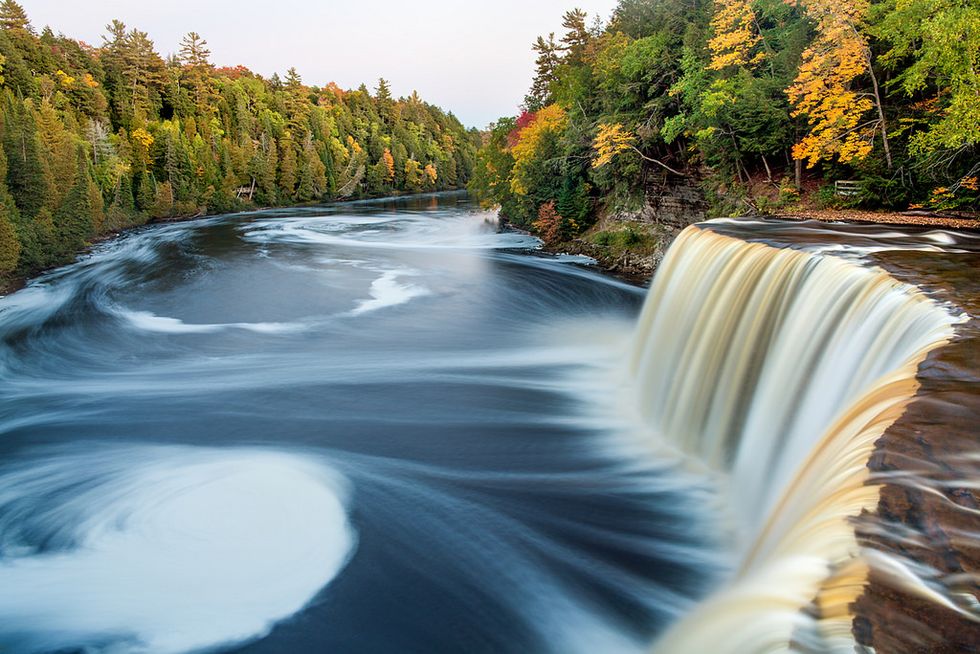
[631,226,959,652]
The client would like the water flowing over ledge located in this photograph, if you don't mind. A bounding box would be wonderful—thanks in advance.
[0,195,975,653]
[628,225,966,652]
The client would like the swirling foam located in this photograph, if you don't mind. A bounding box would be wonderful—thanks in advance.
[119,308,307,334]
[0,444,356,654]
[348,270,430,316]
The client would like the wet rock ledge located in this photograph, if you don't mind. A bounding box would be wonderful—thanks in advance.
[853,249,980,653]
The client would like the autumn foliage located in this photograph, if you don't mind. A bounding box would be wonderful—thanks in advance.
[0,1,478,284]
[471,0,979,224]
[707,0,764,70]
[592,123,635,169]
[509,104,567,195]
[787,0,880,167]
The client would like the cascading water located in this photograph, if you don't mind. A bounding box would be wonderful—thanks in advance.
[0,193,974,653]
[630,225,962,652]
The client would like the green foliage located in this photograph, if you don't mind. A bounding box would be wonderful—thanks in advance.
[591,225,651,249]
[0,3,476,284]
[472,0,975,228]
[874,0,980,155]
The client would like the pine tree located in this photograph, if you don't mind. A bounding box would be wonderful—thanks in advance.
[283,67,310,134]
[136,171,156,211]
[525,34,560,111]
[278,138,297,200]
[162,122,195,204]
[54,149,94,256]
[35,98,78,211]
[178,31,211,69]
[560,9,591,65]
[0,0,31,33]
[251,133,278,205]
[0,149,19,275]
[2,94,50,219]
[0,203,18,275]
[178,32,213,112]
[375,78,392,103]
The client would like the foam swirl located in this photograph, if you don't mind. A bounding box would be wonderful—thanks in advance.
[0,444,356,654]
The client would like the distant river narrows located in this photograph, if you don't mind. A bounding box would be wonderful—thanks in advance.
[0,192,718,654]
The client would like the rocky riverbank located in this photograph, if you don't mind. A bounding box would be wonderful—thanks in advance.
[535,201,978,287]
[852,248,980,653]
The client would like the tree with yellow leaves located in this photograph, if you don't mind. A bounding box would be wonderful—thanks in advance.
[592,122,634,168]
[509,104,568,196]
[787,0,892,168]
[592,122,684,175]
[707,0,764,71]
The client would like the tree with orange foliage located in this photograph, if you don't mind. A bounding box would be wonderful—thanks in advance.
[423,163,437,186]
[532,200,562,244]
[382,148,395,182]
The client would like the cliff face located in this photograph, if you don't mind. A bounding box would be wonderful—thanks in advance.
[607,182,710,231]
[853,250,980,653]
[548,182,708,284]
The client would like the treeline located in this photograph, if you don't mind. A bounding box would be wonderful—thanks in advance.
[470,0,979,240]
[0,1,478,283]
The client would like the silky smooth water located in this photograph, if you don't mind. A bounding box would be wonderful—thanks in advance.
[0,193,717,654]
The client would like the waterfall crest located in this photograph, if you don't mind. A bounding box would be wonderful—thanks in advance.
[632,226,958,652]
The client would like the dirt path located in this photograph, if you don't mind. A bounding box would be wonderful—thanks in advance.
[777,209,979,230]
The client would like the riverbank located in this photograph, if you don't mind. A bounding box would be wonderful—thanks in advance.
[854,247,980,652]
[536,208,980,285]
[0,190,470,297]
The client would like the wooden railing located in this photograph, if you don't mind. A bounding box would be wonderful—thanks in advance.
[835,180,863,197]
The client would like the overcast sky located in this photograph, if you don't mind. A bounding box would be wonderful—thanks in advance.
[21,0,619,128]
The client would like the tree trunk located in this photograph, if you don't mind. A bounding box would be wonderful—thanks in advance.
[866,50,893,169]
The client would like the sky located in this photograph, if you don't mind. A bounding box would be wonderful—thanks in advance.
[21,0,620,128]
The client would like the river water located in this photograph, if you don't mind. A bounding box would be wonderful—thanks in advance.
[0,193,718,654]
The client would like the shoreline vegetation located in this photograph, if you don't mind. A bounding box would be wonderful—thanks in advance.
[0,187,470,296]
[1,0,978,296]
[467,2,979,272]
[0,1,478,292]
[533,205,980,284]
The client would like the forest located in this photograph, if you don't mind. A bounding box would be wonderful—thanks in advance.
[0,1,478,285]
[469,0,979,241]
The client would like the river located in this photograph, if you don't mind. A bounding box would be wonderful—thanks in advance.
[0,192,718,654]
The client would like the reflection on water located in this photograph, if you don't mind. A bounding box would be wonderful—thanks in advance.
[0,192,718,654]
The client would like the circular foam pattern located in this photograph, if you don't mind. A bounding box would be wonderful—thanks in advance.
[0,444,356,654]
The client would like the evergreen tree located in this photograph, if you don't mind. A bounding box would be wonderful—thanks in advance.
[375,78,392,103]
[54,149,95,256]
[278,139,297,200]
[0,0,31,33]
[178,32,213,112]
[525,34,560,111]
[0,2,479,282]
[0,149,19,274]
[0,202,18,274]
[2,93,49,219]
[560,9,591,65]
